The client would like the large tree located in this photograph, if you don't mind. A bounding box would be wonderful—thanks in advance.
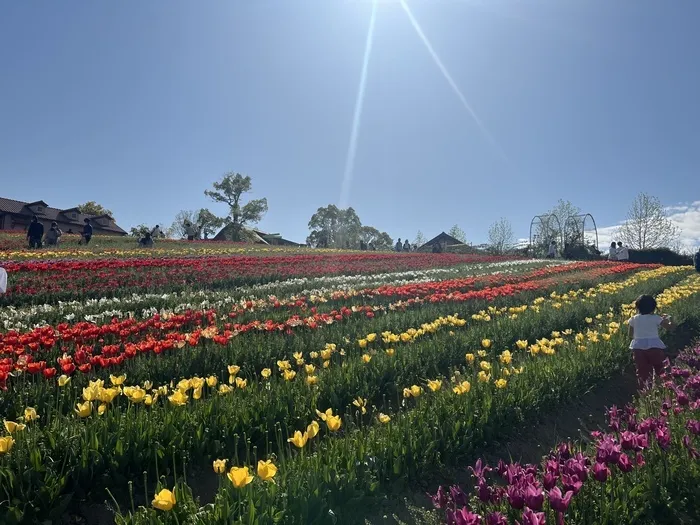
[197,208,225,240]
[205,173,268,241]
[616,192,681,249]
[78,201,113,217]
[360,226,393,250]
[448,224,467,243]
[170,208,226,240]
[534,199,581,249]
[307,205,362,248]
[488,217,515,254]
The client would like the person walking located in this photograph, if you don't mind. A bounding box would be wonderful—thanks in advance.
[80,218,93,245]
[184,221,198,241]
[395,238,403,252]
[628,294,675,388]
[616,242,629,261]
[27,216,44,248]
[44,222,62,247]
[546,240,556,259]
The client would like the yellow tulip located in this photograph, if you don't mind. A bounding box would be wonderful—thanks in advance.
[191,377,205,390]
[3,420,26,433]
[410,385,422,397]
[427,380,442,392]
[306,421,320,439]
[98,403,107,415]
[257,459,278,482]
[499,351,512,365]
[261,368,272,379]
[192,387,203,400]
[152,488,176,511]
[326,415,342,432]
[378,413,391,424]
[206,376,218,387]
[315,408,334,421]
[366,333,377,343]
[362,354,372,364]
[305,364,316,375]
[306,375,318,386]
[126,386,147,403]
[480,361,492,372]
[213,458,228,474]
[235,377,247,389]
[515,340,528,350]
[358,339,368,349]
[228,365,241,376]
[385,348,395,357]
[58,375,71,387]
[283,369,296,381]
[478,371,490,383]
[276,360,291,371]
[168,390,188,406]
[465,353,475,364]
[477,350,487,358]
[322,360,331,369]
[495,379,507,389]
[228,466,254,488]
[110,374,126,386]
[0,436,15,455]
[287,430,308,448]
[143,380,153,390]
[481,339,492,349]
[352,397,367,414]
[75,401,92,418]
[218,384,233,395]
[453,381,471,395]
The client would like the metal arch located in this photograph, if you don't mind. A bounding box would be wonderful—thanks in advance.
[564,213,599,251]
[529,214,564,249]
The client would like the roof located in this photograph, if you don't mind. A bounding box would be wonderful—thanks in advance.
[213,225,303,245]
[0,197,127,234]
[420,231,463,249]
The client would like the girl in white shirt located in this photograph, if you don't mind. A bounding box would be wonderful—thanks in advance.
[628,294,674,388]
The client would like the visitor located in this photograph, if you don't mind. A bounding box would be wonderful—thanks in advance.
[616,242,629,261]
[139,232,154,248]
[395,238,402,252]
[184,221,198,241]
[27,216,44,249]
[628,294,674,389]
[44,222,62,246]
[80,218,93,245]
[360,240,367,251]
[608,242,618,260]
[0,266,6,294]
[432,242,442,253]
[403,239,410,252]
[546,240,556,259]
[695,248,700,273]
[368,242,376,251]
[151,224,162,239]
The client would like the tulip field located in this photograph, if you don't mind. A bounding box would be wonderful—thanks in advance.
[1,238,700,524]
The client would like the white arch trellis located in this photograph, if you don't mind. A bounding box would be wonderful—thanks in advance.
[529,214,563,251]
[564,213,599,251]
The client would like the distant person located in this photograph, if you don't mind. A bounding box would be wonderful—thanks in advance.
[694,249,700,273]
[184,221,198,241]
[151,224,162,239]
[546,240,556,259]
[0,266,6,294]
[616,242,629,261]
[359,240,367,251]
[608,242,618,261]
[628,294,675,388]
[44,222,63,246]
[27,216,44,249]
[395,238,403,252]
[139,232,154,248]
[403,239,410,252]
[432,242,442,254]
[80,218,93,245]
[368,242,376,251]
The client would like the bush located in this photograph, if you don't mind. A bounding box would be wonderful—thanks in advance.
[628,248,692,266]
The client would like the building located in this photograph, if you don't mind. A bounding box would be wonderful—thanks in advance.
[417,231,464,252]
[0,197,127,236]
[213,224,304,246]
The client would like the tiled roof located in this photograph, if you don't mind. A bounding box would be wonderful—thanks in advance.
[0,197,127,234]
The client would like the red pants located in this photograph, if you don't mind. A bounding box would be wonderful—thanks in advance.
[633,349,666,388]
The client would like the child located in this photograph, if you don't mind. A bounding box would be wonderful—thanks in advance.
[628,294,674,388]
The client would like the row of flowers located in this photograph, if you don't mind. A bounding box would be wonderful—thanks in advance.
[104,273,700,524]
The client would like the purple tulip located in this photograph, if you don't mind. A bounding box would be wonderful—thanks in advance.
[683,435,700,459]
[470,459,492,479]
[635,452,646,467]
[497,460,508,478]
[518,508,546,525]
[477,478,493,503]
[450,485,468,508]
[486,512,508,525]
[672,367,691,378]
[507,485,525,510]
[655,427,672,450]
[524,484,544,511]
[596,436,622,465]
[548,487,574,512]
[563,458,588,482]
[593,462,610,482]
[430,486,449,509]
[491,486,506,504]
[447,508,483,525]
[620,431,637,451]
[543,472,558,491]
[686,420,700,435]
[561,474,583,495]
[557,442,571,461]
[617,453,633,473]
[545,459,560,475]
[677,391,690,406]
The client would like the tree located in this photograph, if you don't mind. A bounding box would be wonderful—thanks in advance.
[169,210,198,239]
[205,173,268,241]
[196,208,224,240]
[448,225,467,243]
[533,199,581,253]
[307,205,362,248]
[129,224,150,238]
[488,217,515,254]
[616,192,681,249]
[413,230,426,248]
[78,201,113,217]
[360,226,393,250]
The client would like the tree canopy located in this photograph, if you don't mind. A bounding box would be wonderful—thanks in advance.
[307,205,391,249]
[205,173,268,241]
[616,192,680,249]
[78,201,113,218]
[488,217,515,254]
[448,225,467,243]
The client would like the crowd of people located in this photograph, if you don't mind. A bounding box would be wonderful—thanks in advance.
[25,216,93,249]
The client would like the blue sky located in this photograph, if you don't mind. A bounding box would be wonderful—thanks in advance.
[1,0,699,247]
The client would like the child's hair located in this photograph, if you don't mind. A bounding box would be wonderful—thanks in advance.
[635,295,657,315]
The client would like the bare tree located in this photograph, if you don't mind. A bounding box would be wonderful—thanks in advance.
[616,192,680,249]
[413,230,426,248]
[448,224,467,243]
[488,217,514,254]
